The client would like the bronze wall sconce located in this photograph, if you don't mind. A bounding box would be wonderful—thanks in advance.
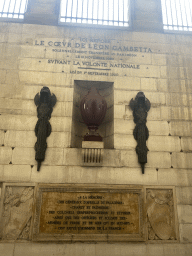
[34,87,57,171]
[130,92,151,174]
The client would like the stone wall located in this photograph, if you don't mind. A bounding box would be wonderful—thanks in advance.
[0,2,192,255]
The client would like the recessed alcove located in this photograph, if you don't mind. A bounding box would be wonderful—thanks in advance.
[71,80,114,149]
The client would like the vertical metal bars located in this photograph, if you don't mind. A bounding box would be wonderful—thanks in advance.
[60,0,130,27]
[161,0,192,31]
[0,0,28,19]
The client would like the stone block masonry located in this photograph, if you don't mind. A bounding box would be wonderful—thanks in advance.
[0,0,192,253]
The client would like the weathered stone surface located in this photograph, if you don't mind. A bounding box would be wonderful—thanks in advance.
[114,119,134,134]
[42,148,64,165]
[145,92,166,105]
[147,136,181,152]
[160,66,167,78]
[163,243,192,256]
[0,56,18,70]
[166,93,191,107]
[147,107,161,120]
[47,132,71,148]
[2,185,34,240]
[114,90,136,105]
[105,121,114,137]
[0,165,4,181]
[176,187,192,205]
[146,152,171,168]
[0,69,6,83]
[4,131,36,147]
[121,151,140,168]
[146,244,164,256]
[0,115,37,131]
[20,45,45,58]
[3,165,31,182]
[0,33,6,43]
[30,166,158,185]
[167,79,187,93]
[114,134,137,150]
[7,33,22,44]
[152,54,166,66]
[5,243,192,256]
[51,102,73,117]
[107,168,158,185]
[14,243,96,256]
[96,244,147,256]
[0,130,4,145]
[19,71,72,87]
[172,152,192,169]
[140,78,157,91]
[50,117,72,132]
[0,147,12,164]
[3,125,70,148]
[161,106,192,121]
[0,243,14,256]
[114,77,140,90]
[139,65,160,78]
[181,137,192,152]
[179,224,192,243]
[157,79,168,92]
[147,121,169,135]
[177,205,192,224]
[30,166,67,183]
[22,23,64,36]
[170,121,192,136]
[5,70,25,90]
[114,105,126,119]
[12,148,36,165]
[146,188,177,241]
[157,169,191,186]
[63,148,82,166]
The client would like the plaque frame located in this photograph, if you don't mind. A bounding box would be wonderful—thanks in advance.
[144,186,179,243]
[0,182,36,241]
[33,184,145,242]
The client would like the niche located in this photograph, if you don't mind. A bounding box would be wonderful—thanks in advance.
[71,80,114,149]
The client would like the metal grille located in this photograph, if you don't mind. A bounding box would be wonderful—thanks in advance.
[161,0,192,31]
[0,0,28,19]
[60,0,130,27]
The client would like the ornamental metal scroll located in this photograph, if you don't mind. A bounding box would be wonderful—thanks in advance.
[130,92,151,174]
[34,87,57,172]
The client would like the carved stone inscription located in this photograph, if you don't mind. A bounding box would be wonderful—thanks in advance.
[34,186,144,241]
[40,192,139,234]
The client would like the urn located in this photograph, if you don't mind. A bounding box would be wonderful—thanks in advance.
[80,87,107,141]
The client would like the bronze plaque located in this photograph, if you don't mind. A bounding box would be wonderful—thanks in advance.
[33,185,144,242]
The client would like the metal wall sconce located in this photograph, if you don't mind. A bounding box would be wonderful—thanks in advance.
[130,92,151,174]
[34,87,57,171]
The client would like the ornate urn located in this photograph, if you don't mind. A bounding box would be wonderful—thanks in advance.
[80,87,107,141]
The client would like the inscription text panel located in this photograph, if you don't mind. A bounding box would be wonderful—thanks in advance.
[33,185,144,242]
